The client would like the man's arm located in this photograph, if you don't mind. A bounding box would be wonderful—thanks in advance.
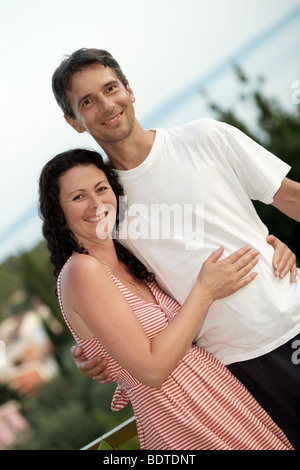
[272,177,300,222]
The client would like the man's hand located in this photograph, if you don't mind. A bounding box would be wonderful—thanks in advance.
[71,345,113,384]
[267,234,297,283]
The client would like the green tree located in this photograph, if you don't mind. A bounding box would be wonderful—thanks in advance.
[0,255,25,319]
[12,343,135,450]
[0,241,58,321]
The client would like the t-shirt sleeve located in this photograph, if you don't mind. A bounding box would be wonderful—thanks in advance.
[217,121,291,204]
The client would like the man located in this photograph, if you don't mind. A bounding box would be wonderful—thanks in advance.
[52,48,300,447]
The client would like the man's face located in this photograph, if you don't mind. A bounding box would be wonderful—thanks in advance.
[65,64,136,148]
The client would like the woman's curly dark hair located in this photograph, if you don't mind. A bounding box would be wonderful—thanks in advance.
[39,148,154,283]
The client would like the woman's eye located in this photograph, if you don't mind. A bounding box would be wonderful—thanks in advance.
[97,186,108,192]
[72,194,83,201]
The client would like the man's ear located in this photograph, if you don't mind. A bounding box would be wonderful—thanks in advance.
[126,81,136,104]
[64,115,86,134]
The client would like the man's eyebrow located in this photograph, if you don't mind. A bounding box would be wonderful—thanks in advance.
[77,80,119,107]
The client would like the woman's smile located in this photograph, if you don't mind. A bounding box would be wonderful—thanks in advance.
[84,211,108,223]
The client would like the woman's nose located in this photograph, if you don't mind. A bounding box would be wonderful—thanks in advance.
[88,194,99,208]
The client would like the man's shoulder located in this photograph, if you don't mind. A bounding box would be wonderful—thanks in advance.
[164,118,226,146]
[169,117,225,136]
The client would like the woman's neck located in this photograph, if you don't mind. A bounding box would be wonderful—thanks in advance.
[78,237,119,266]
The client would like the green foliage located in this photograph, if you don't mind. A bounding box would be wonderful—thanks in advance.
[0,241,57,321]
[98,435,140,450]
[0,256,25,318]
[0,383,21,404]
[208,66,300,262]
[12,343,134,450]
[98,440,114,450]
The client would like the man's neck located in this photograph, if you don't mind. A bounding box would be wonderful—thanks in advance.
[101,122,156,171]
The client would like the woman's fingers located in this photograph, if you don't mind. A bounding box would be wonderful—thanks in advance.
[222,246,253,265]
[220,246,260,271]
[206,246,225,263]
[236,270,259,288]
[235,254,260,279]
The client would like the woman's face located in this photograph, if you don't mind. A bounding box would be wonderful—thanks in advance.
[59,163,117,245]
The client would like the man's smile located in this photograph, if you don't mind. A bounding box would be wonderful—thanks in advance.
[101,111,123,126]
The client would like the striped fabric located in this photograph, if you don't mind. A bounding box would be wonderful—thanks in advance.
[57,260,292,450]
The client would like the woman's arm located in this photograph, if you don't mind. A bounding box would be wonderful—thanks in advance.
[70,237,297,381]
[63,247,259,388]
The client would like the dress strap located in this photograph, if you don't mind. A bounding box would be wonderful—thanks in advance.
[56,257,81,341]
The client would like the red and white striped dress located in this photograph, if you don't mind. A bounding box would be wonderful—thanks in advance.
[57,263,293,450]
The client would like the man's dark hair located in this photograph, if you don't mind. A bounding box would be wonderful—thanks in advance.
[52,48,128,118]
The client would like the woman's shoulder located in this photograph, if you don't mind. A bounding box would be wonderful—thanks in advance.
[69,252,100,268]
[62,253,107,285]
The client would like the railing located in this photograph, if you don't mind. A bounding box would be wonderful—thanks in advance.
[81,416,138,450]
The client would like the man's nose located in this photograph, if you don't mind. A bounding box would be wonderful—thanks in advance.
[96,95,114,114]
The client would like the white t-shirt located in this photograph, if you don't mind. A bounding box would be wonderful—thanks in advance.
[116,118,300,365]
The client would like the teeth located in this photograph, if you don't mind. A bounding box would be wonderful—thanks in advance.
[86,213,107,222]
[104,113,121,124]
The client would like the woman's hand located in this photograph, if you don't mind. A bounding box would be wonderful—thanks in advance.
[197,246,259,302]
[267,235,297,283]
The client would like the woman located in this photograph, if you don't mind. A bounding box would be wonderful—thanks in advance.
[39,148,293,450]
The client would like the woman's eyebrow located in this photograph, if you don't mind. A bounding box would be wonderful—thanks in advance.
[67,180,107,197]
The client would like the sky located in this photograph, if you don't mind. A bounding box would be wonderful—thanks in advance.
[1,0,300,263]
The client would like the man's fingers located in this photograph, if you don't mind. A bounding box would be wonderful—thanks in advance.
[267,235,297,282]
[278,255,297,280]
[70,344,112,383]
[71,345,83,357]
[290,264,297,283]
[95,376,113,384]
[83,357,111,382]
